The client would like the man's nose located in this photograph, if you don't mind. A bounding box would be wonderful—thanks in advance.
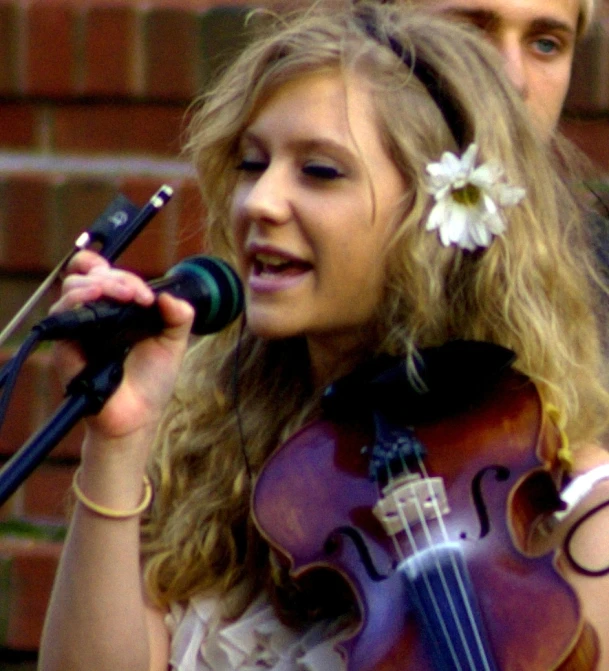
[499,37,529,100]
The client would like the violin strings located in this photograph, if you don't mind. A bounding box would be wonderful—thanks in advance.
[385,456,465,669]
[416,456,494,671]
[377,477,404,562]
[406,480,475,670]
[384,451,495,671]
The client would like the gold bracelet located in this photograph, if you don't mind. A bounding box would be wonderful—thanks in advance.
[72,467,153,519]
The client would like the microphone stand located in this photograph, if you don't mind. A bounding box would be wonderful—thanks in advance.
[0,353,125,507]
[0,185,174,507]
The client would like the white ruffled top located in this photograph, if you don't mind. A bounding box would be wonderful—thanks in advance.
[166,592,348,671]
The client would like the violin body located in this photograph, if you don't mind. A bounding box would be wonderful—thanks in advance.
[253,368,599,670]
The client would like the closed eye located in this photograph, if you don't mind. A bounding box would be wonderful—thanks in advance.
[302,164,345,180]
[236,159,267,173]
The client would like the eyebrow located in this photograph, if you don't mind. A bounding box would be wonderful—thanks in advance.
[443,8,576,36]
[241,130,358,160]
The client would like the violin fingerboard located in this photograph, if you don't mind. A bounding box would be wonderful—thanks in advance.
[399,543,500,671]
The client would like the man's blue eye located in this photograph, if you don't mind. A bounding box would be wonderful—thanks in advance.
[534,38,559,55]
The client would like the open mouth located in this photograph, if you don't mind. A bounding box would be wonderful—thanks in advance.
[253,253,312,277]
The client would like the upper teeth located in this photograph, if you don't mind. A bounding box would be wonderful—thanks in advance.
[256,253,287,266]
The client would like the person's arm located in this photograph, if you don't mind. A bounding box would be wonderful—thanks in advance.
[37,250,193,671]
[39,432,171,671]
[555,444,609,671]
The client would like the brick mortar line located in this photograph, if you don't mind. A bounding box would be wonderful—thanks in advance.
[0,152,195,178]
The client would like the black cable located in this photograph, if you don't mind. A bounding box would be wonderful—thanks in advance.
[564,498,609,577]
[0,330,43,434]
[585,181,609,221]
[232,316,253,482]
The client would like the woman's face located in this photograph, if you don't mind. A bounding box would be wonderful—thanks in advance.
[230,70,406,381]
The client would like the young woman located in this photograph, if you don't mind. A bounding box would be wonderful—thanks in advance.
[38,3,609,670]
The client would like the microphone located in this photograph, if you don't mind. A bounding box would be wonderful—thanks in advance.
[34,256,244,348]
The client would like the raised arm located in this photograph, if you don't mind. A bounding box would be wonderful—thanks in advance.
[38,250,194,671]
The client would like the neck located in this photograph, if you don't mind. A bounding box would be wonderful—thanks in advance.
[308,331,376,390]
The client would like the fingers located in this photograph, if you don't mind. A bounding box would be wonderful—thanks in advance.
[48,252,196,442]
[49,250,192,377]
[51,250,196,339]
[63,249,110,275]
[50,251,155,315]
[156,292,196,337]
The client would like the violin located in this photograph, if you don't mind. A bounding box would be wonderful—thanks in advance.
[252,342,600,670]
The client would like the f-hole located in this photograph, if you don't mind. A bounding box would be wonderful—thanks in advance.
[469,465,510,538]
[324,526,391,582]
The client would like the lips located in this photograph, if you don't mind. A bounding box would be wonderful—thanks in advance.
[247,247,312,293]
[253,252,312,277]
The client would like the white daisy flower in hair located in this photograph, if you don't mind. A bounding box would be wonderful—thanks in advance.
[425,143,526,251]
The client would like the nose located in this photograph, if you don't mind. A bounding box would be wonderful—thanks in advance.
[498,36,529,100]
[241,163,292,226]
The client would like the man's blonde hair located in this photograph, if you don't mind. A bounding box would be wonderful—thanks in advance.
[580,0,598,34]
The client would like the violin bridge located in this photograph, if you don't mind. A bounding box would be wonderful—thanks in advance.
[373,475,450,536]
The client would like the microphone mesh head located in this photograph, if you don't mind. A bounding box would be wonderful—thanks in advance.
[167,256,244,335]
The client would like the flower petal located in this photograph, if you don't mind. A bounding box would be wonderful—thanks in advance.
[444,204,469,246]
[423,142,525,251]
[426,199,448,232]
[470,162,502,189]
[496,185,526,207]
[461,144,478,173]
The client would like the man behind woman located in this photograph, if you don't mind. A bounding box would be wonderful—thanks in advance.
[416,0,596,141]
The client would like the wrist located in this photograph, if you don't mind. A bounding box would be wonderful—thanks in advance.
[77,431,156,512]
[72,467,153,519]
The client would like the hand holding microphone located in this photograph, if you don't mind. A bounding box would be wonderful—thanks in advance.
[47,250,243,440]
[42,253,244,348]
[0,193,247,507]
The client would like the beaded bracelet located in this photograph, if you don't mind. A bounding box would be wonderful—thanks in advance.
[72,467,153,519]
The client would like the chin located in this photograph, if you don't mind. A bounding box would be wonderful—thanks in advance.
[244,304,304,341]
[246,318,299,341]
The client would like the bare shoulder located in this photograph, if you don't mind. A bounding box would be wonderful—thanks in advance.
[570,443,609,473]
[555,443,609,670]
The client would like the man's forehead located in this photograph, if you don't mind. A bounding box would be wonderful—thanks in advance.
[426,0,581,30]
